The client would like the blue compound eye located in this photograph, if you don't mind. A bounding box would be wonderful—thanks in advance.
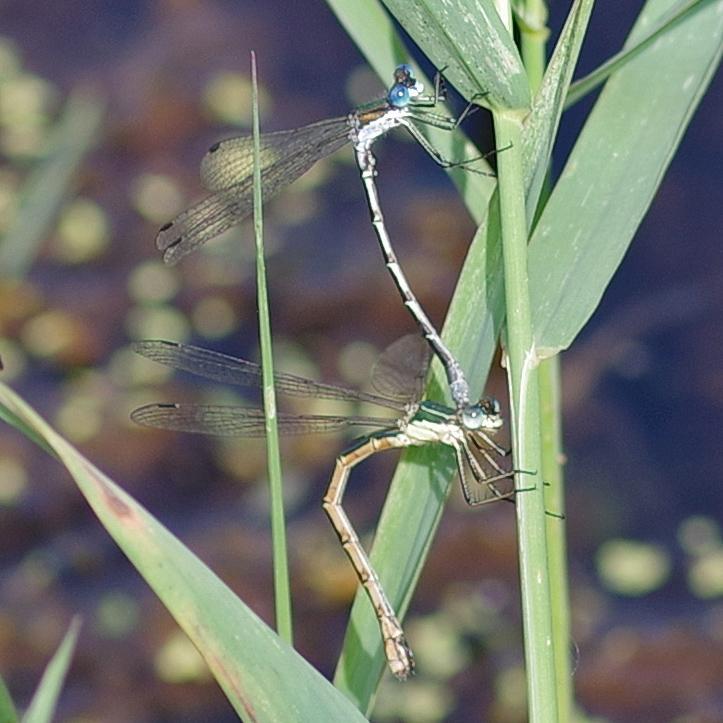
[395,63,414,79]
[462,405,484,430]
[387,83,411,107]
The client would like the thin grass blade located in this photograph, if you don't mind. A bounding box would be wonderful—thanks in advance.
[251,51,293,646]
[0,90,104,278]
[522,0,595,222]
[566,0,716,107]
[0,674,18,723]
[21,617,80,723]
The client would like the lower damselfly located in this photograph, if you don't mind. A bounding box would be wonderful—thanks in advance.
[130,335,512,680]
[156,64,492,412]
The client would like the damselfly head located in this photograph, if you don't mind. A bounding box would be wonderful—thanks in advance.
[388,65,424,108]
[387,83,411,107]
[387,81,424,108]
[393,64,416,86]
[460,397,503,431]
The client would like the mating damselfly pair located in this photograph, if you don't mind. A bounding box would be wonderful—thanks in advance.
[134,64,510,680]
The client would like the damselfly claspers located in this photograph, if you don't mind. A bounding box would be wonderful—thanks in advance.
[130,335,512,680]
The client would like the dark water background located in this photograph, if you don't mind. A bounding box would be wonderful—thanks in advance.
[0,1,721,721]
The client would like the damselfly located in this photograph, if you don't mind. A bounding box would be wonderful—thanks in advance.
[156,64,491,412]
[131,335,512,680]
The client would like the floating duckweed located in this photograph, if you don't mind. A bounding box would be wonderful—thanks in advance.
[56,396,103,442]
[677,515,721,556]
[337,339,378,387]
[203,71,270,126]
[495,665,528,719]
[0,167,19,233]
[21,309,78,358]
[0,73,58,156]
[95,591,139,638]
[0,337,26,381]
[0,455,28,505]
[154,630,210,683]
[191,294,238,339]
[0,37,21,79]
[597,538,671,596]
[54,197,109,263]
[375,679,454,723]
[688,550,723,599]
[130,173,184,222]
[124,304,189,343]
[408,613,470,678]
[127,260,180,304]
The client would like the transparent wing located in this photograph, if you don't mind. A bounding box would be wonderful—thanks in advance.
[200,117,351,191]
[156,188,244,265]
[132,340,408,412]
[130,403,394,437]
[157,117,350,265]
[370,334,432,404]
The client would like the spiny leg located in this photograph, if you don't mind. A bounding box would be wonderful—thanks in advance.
[468,434,537,492]
[322,433,414,680]
[399,118,496,176]
[454,442,477,505]
[464,437,560,511]
[455,440,515,506]
[471,429,509,458]
[471,440,511,478]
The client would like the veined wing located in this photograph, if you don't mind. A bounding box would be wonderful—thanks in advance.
[131,403,395,437]
[200,116,350,191]
[370,334,431,404]
[132,340,408,413]
[157,117,350,265]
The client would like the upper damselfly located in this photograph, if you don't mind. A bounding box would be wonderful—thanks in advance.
[157,64,488,264]
[156,64,492,411]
